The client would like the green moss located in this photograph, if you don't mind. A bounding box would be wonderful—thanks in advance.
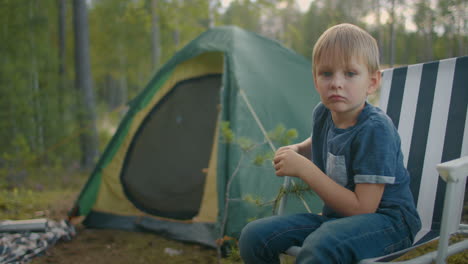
[0,188,76,220]
[393,234,468,263]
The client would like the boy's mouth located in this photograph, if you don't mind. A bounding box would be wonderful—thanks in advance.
[328,95,345,101]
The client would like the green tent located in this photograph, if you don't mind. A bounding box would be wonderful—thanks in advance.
[69,26,322,247]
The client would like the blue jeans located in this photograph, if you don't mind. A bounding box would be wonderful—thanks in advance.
[239,209,414,264]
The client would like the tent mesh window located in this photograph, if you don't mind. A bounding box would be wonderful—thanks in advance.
[121,74,221,220]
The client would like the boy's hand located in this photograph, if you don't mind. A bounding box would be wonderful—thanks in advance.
[273,146,310,178]
[277,144,299,153]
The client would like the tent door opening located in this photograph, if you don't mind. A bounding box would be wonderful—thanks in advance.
[121,74,222,220]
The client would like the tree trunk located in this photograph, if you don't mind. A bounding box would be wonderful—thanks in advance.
[389,0,396,67]
[57,0,66,132]
[29,1,44,155]
[118,43,128,113]
[173,30,180,47]
[58,0,66,79]
[150,0,161,71]
[209,0,216,28]
[426,9,433,61]
[374,0,384,64]
[456,1,465,56]
[72,0,99,170]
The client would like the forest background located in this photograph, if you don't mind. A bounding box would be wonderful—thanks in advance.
[0,0,466,180]
[0,0,466,263]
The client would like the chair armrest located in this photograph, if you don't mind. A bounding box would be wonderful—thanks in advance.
[436,156,468,182]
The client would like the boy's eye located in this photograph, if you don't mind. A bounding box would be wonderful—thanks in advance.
[321,71,332,77]
[346,71,356,77]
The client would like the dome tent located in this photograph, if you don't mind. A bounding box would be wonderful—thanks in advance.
[69,26,322,247]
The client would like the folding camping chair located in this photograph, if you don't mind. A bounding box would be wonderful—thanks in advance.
[281,56,468,263]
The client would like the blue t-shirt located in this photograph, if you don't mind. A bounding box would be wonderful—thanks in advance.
[311,102,421,238]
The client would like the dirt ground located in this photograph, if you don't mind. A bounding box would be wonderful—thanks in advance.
[30,193,220,264]
[32,227,219,264]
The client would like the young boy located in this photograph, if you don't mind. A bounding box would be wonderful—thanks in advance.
[238,23,421,264]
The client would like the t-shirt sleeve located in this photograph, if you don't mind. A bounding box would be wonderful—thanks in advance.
[352,120,399,184]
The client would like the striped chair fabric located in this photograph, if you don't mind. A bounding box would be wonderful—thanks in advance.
[378,56,467,246]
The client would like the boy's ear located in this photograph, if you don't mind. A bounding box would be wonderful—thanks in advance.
[367,70,381,95]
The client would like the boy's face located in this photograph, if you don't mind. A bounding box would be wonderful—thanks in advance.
[314,56,380,122]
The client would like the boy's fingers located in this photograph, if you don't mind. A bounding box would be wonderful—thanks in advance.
[277,146,287,151]
[273,155,282,164]
[277,148,288,154]
[276,162,283,169]
[275,168,281,175]
[275,169,285,176]
[277,148,292,156]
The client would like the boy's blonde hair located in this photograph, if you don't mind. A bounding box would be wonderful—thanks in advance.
[312,23,380,77]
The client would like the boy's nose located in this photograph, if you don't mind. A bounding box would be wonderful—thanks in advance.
[330,76,344,89]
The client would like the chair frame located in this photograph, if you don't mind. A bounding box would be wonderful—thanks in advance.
[359,156,468,264]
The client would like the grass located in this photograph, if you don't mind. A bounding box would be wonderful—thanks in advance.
[0,169,467,264]
[0,170,222,264]
[0,169,86,221]
[393,234,468,263]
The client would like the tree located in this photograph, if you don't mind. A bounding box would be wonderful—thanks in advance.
[300,2,328,58]
[89,0,151,108]
[0,0,465,183]
[261,0,302,46]
[388,0,396,67]
[73,0,99,170]
[208,0,219,28]
[414,0,435,61]
[373,0,384,63]
[150,0,161,71]
[158,0,212,58]
[436,0,468,58]
[57,0,67,133]
[221,0,263,34]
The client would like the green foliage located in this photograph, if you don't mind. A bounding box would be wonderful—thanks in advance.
[0,187,77,220]
[0,0,83,170]
[0,135,36,188]
[3,135,35,164]
[284,183,313,196]
[0,166,87,219]
[272,182,314,212]
[252,150,274,166]
[221,122,298,153]
[0,188,37,219]
[243,194,265,206]
[223,242,242,264]
[394,234,468,264]
[246,216,258,223]
[237,137,255,152]
[221,121,235,143]
[267,124,298,146]
[221,121,311,214]
[221,0,263,33]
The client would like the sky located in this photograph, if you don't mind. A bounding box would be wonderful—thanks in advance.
[218,0,418,31]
